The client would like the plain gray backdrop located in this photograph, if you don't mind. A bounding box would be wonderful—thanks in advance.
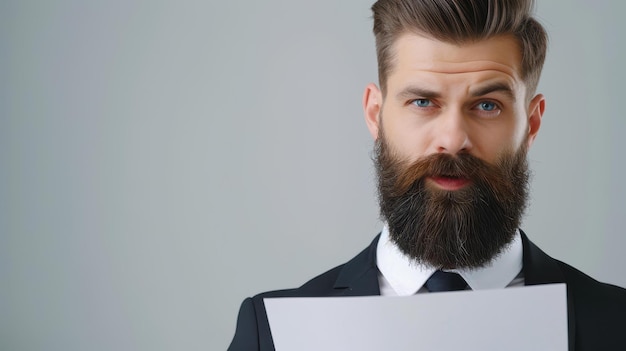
[1,0,625,350]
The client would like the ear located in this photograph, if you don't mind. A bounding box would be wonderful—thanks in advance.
[526,93,545,148]
[363,83,383,140]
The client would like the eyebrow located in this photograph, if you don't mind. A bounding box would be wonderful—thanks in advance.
[470,82,516,102]
[396,87,441,101]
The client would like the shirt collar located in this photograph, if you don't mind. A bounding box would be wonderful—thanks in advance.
[376,224,523,296]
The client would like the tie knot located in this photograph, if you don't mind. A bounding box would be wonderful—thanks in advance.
[425,270,468,292]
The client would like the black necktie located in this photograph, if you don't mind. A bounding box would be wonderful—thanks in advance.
[425,270,468,292]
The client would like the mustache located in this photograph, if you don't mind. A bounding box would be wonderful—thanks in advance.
[377,147,524,198]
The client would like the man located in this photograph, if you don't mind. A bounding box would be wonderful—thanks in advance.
[229,0,626,350]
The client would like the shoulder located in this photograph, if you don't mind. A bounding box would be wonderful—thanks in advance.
[228,264,350,351]
[229,236,380,350]
[561,260,626,293]
[556,259,626,308]
[252,234,381,300]
[522,231,626,304]
[253,264,347,300]
[524,234,626,316]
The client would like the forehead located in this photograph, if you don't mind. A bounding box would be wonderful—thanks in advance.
[387,33,523,86]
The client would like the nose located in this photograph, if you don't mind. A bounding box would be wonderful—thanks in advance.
[432,109,472,155]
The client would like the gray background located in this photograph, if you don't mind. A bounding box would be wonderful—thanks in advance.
[1,0,624,350]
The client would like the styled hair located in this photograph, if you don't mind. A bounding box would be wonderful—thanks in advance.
[371,0,548,97]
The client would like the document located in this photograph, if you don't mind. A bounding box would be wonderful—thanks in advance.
[265,284,567,351]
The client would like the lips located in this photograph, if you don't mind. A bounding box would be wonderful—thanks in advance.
[429,176,471,190]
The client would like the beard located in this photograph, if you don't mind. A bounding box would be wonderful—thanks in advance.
[375,132,530,270]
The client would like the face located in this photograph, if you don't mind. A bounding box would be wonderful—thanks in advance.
[364,33,546,268]
[364,33,544,177]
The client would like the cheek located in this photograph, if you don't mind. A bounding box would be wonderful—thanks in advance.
[477,124,526,162]
[384,128,430,163]
[463,120,510,158]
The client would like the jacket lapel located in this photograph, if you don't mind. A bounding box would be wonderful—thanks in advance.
[333,235,381,296]
[521,230,575,351]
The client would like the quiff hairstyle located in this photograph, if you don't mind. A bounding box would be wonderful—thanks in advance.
[371,0,548,97]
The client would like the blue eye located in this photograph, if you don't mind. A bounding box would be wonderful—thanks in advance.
[477,101,498,111]
[412,99,432,107]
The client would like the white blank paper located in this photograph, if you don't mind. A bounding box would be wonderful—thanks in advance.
[265,284,567,351]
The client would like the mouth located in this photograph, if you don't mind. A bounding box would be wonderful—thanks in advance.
[428,176,471,191]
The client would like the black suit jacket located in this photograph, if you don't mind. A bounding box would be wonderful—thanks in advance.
[229,231,626,350]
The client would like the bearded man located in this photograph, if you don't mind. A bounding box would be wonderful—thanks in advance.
[229,0,626,350]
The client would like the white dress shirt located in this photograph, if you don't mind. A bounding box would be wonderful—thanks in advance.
[376,225,524,296]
